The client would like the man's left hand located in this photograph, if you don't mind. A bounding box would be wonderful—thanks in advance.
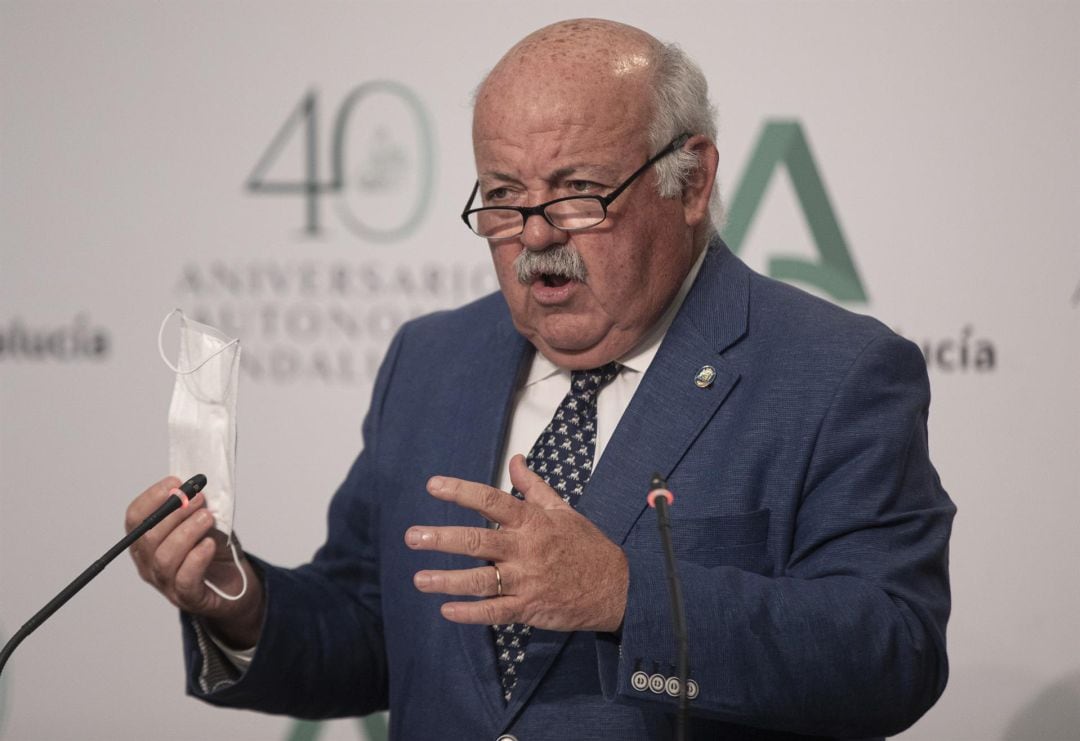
[406,454,628,633]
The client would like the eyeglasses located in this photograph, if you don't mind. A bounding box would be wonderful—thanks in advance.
[460,133,691,239]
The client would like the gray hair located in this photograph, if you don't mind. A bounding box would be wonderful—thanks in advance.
[647,42,723,226]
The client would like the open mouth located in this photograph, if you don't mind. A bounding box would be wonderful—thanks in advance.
[539,273,572,288]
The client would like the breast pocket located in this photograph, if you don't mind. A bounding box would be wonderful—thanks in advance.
[626,508,772,573]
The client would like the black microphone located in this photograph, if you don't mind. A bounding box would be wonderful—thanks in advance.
[647,473,689,741]
[0,473,207,677]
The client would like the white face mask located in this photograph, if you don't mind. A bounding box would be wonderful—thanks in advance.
[158,309,247,601]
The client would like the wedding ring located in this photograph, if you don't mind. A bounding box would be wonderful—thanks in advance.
[493,564,503,598]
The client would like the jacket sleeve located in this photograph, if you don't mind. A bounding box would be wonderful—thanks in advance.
[602,333,955,738]
[180,327,407,719]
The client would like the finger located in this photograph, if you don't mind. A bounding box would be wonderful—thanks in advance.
[426,475,524,528]
[509,454,566,509]
[128,489,207,577]
[149,507,217,589]
[205,528,236,564]
[132,490,206,562]
[173,537,218,610]
[440,597,523,626]
[404,525,509,561]
[413,565,504,597]
[125,477,182,532]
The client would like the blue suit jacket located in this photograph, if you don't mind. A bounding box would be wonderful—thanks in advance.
[183,242,954,740]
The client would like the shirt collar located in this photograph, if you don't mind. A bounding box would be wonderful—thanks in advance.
[616,245,707,375]
[523,245,709,385]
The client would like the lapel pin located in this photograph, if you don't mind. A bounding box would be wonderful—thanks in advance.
[694,365,716,389]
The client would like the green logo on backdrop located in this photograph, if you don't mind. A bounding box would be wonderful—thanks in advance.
[248,83,435,242]
[285,713,387,741]
[723,120,867,303]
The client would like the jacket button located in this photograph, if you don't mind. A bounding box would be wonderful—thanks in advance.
[630,670,649,691]
[687,679,700,699]
[496,735,518,741]
[648,673,666,694]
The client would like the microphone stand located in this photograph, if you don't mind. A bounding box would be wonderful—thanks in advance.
[0,474,206,677]
[648,473,689,741]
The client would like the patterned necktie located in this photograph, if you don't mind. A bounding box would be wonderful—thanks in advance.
[493,361,621,703]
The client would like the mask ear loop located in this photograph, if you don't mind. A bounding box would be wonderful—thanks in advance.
[158,308,247,601]
[204,542,249,601]
[158,308,238,375]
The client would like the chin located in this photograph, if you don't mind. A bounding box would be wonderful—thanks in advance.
[533,333,619,370]
[534,319,605,353]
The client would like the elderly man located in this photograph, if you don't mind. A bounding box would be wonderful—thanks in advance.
[127,18,954,740]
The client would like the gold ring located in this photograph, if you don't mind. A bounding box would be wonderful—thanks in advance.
[493,564,503,598]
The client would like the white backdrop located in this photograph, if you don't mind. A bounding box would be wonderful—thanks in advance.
[1,2,1078,739]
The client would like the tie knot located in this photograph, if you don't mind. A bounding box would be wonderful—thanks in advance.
[569,361,621,401]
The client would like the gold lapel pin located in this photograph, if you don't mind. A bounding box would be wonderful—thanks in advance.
[694,365,716,388]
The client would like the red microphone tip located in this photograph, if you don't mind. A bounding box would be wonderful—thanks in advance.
[647,489,674,508]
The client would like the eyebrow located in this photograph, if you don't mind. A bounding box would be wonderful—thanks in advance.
[479,171,521,184]
[479,164,620,185]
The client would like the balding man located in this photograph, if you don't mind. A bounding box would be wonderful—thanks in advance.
[127,19,954,740]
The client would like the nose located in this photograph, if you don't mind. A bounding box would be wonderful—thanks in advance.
[519,212,568,252]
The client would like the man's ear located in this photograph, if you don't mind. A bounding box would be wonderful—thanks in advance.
[680,135,720,228]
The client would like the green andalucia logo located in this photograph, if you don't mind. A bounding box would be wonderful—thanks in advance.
[723,120,868,303]
[285,713,387,741]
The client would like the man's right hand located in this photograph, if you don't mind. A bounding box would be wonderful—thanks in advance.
[126,476,265,649]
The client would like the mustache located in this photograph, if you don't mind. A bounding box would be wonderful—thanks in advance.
[514,245,588,284]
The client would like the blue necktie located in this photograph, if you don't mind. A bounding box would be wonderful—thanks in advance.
[493,361,621,703]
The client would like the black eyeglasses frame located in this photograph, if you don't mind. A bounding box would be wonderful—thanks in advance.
[460,133,693,238]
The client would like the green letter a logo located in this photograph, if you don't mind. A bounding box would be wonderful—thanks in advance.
[285,714,388,741]
[722,121,868,303]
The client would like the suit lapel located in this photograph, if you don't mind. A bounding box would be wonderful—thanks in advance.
[443,305,532,723]
[502,241,751,722]
[582,243,750,543]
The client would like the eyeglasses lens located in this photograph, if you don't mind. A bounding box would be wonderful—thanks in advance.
[545,199,605,230]
[469,199,606,238]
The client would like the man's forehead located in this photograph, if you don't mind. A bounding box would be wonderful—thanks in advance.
[475,128,635,169]
[471,21,659,170]
[476,95,636,140]
[481,58,652,109]
[473,69,650,143]
[474,21,658,125]
[472,100,650,174]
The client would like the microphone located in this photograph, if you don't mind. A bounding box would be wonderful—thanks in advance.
[647,473,689,741]
[0,474,207,677]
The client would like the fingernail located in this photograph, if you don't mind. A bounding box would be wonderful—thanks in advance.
[406,528,422,546]
[414,572,431,588]
[428,476,444,492]
[442,604,456,618]
[197,510,213,526]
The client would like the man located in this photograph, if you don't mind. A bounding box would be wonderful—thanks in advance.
[127,18,954,740]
